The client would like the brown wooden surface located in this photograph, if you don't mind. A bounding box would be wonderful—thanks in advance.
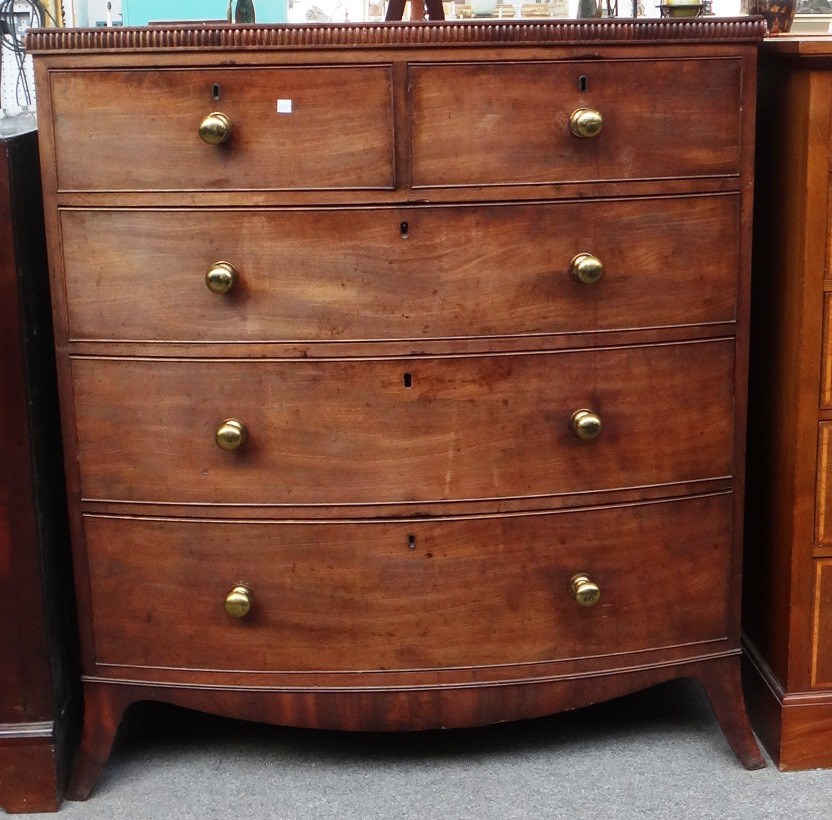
[742,40,832,769]
[50,66,396,192]
[410,58,743,188]
[60,196,740,344]
[0,123,76,812]
[71,341,735,506]
[31,21,763,795]
[85,494,732,671]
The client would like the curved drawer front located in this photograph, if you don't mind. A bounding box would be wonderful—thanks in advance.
[85,493,733,672]
[61,195,739,343]
[72,340,735,505]
[410,58,742,187]
[49,66,395,192]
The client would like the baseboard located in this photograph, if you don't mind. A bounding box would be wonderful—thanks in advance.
[0,723,59,813]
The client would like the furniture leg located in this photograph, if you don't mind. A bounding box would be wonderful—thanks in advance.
[65,684,130,801]
[697,657,766,770]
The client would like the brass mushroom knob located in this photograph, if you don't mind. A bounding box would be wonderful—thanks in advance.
[215,418,248,451]
[199,112,232,145]
[570,409,602,441]
[570,573,601,607]
[205,261,238,294]
[569,108,603,139]
[569,253,605,285]
[224,585,252,618]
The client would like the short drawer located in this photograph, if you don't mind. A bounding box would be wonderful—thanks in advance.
[85,493,733,671]
[410,58,742,187]
[822,295,832,409]
[61,195,739,343]
[48,66,395,192]
[71,340,735,506]
[817,422,832,546]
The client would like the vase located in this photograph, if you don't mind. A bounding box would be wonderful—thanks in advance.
[748,0,798,32]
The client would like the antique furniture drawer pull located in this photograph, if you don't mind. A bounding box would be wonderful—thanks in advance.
[570,408,602,440]
[569,253,604,285]
[224,585,252,618]
[199,112,232,145]
[205,261,238,294]
[570,573,601,607]
[569,108,603,139]
[215,418,248,451]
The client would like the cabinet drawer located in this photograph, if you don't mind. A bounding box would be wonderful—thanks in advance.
[410,59,742,187]
[61,195,739,343]
[813,559,832,688]
[48,66,395,192]
[72,340,735,506]
[85,493,733,671]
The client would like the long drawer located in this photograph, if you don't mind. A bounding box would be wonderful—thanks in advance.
[85,493,733,671]
[71,340,735,506]
[409,58,743,187]
[60,195,739,343]
[48,66,395,192]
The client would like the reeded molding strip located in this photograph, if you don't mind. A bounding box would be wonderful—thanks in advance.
[26,18,767,54]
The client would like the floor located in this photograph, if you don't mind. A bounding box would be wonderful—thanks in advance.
[23,679,832,819]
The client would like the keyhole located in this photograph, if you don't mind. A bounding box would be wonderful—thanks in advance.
[403,372,412,389]
[400,221,409,239]
[212,83,221,101]
[408,534,416,550]
[579,75,588,92]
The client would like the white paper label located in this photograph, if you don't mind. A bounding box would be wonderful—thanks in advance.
[276,99,293,114]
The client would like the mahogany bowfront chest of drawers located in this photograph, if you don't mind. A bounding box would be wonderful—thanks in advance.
[29,18,766,795]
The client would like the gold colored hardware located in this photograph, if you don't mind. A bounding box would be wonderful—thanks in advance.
[570,573,601,607]
[215,418,248,451]
[569,108,603,139]
[205,261,238,294]
[224,585,252,618]
[569,253,605,285]
[199,112,232,145]
[570,409,602,441]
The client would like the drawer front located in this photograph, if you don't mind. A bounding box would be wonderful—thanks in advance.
[49,67,395,192]
[812,559,832,688]
[61,195,739,343]
[72,341,735,505]
[822,295,832,409]
[85,493,733,671]
[818,422,832,546]
[410,59,742,187]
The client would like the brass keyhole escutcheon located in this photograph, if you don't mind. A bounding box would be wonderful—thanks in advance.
[570,409,602,441]
[569,253,604,285]
[569,108,603,139]
[199,112,232,145]
[570,573,601,607]
[215,418,248,451]
[225,585,252,618]
[205,261,238,294]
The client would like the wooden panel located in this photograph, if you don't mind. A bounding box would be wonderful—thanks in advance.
[49,66,395,192]
[813,559,832,687]
[85,493,733,671]
[60,195,740,343]
[817,423,832,546]
[822,295,832,408]
[71,341,736,506]
[410,59,742,187]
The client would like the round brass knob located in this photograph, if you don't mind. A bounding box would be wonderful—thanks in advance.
[205,261,238,294]
[569,108,603,139]
[224,585,252,618]
[215,418,248,451]
[569,253,605,285]
[570,573,601,607]
[199,112,232,145]
[570,409,602,441]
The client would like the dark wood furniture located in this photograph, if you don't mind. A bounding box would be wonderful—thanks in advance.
[28,18,766,799]
[743,35,832,771]
[0,117,76,813]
